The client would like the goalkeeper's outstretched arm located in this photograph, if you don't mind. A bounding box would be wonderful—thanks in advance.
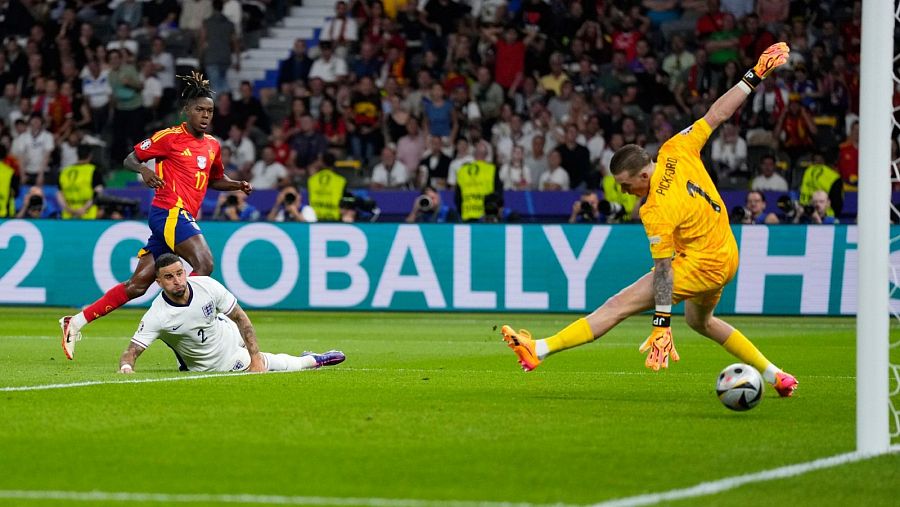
[703,42,790,131]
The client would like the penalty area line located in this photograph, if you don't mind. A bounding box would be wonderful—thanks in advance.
[589,445,900,507]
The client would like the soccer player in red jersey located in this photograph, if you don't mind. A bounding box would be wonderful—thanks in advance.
[59,72,252,360]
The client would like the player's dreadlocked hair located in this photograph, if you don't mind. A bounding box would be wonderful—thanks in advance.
[177,70,214,105]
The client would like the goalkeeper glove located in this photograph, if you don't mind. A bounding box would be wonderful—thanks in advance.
[741,42,790,90]
[639,311,680,371]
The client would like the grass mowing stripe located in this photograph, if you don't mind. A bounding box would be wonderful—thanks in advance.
[589,446,900,507]
[0,490,573,507]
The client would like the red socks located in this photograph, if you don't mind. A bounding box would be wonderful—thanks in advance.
[84,283,130,323]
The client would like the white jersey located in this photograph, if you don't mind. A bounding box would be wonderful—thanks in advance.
[131,277,250,372]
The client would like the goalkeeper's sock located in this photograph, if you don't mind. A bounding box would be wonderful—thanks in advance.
[721,329,779,383]
[261,352,317,372]
[544,318,594,357]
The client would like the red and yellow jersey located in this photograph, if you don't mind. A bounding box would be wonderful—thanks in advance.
[134,123,224,217]
[640,118,737,269]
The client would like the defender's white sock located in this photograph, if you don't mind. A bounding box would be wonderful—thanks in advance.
[262,352,317,372]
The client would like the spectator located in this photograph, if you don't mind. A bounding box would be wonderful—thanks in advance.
[495,114,533,166]
[11,113,54,186]
[417,135,452,190]
[538,150,570,191]
[282,97,308,143]
[267,186,317,222]
[316,97,348,154]
[106,23,139,56]
[396,117,426,182]
[214,192,259,221]
[499,145,533,190]
[57,144,103,220]
[705,13,741,67]
[568,190,601,224]
[555,124,591,189]
[547,80,575,123]
[140,60,164,122]
[739,14,775,68]
[320,1,358,58]
[480,192,520,223]
[795,189,837,224]
[149,37,175,95]
[32,78,73,136]
[223,0,243,37]
[289,114,328,171]
[539,52,569,97]
[0,83,17,123]
[696,0,726,42]
[486,25,534,91]
[751,154,789,192]
[710,123,748,184]
[423,82,457,142]
[370,145,409,189]
[15,186,54,219]
[233,81,269,138]
[524,133,550,187]
[200,0,238,96]
[348,76,382,164]
[470,66,504,129]
[110,0,142,31]
[223,124,256,178]
[278,39,313,87]
[179,0,214,40]
[757,0,790,26]
[406,185,458,223]
[837,121,859,190]
[738,190,779,224]
[249,146,290,190]
[774,94,817,168]
[308,41,349,85]
[349,40,382,81]
[220,145,240,179]
[107,49,143,167]
[210,92,237,139]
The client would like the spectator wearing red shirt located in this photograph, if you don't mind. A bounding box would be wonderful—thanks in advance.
[611,16,642,63]
[33,78,73,135]
[775,94,817,167]
[696,0,726,41]
[739,14,775,68]
[837,121,859,190]
[268,126,294,167]
[485,25,536,91]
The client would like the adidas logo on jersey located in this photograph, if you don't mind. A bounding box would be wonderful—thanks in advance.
[182,148,192,156]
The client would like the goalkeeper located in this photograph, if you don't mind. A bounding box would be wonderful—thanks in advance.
[500,43,798,397]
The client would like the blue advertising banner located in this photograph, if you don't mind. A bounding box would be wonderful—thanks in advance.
[0,220,895,314]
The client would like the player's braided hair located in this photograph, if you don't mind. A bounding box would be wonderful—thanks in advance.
[177,70,214,105]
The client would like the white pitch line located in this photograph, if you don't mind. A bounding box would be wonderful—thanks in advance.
[589,446,900,507]
[0,490,570,507]
[0,372,253,392]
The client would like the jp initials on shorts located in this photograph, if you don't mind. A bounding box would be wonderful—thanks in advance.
[138,205,203,258]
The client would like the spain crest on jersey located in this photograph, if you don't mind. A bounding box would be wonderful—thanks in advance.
[197,156,207,169]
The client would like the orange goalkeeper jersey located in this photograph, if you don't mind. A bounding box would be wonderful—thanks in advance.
[639,118,738,270]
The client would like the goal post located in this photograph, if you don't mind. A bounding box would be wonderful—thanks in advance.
[856,0,894,454]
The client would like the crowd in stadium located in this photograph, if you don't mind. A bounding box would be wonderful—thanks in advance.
[0,0,887,224]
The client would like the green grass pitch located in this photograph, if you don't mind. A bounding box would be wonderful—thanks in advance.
[0,307,898,506]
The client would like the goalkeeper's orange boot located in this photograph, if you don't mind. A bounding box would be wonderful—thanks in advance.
[500,325,541,371]
[774,371,798,397]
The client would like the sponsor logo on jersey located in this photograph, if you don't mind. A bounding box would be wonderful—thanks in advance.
[140,139,151,150]
[197,156,207,169]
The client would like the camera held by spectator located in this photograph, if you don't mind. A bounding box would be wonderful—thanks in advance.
[267,186,317,222]
[406,186,459,223]
[340,193,380,223]
[569,191,601,223]
[793,190,837,224]
[215,192,260,221]
[15,187,52,219]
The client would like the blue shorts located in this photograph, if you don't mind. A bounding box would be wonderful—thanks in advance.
[138,206,203,258]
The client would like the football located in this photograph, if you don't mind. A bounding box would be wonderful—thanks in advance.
[716,363,764,411]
